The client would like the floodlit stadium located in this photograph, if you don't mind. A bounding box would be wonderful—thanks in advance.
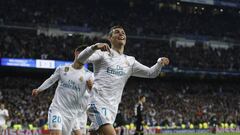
[0,0,240,135]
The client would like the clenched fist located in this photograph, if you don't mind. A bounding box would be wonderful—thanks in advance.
[158,57,170,66]
[32,89,40,96]
[86,79,93,90]
[91,43,111,52]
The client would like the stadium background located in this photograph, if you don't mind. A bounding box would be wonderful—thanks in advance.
[0,0,240,134]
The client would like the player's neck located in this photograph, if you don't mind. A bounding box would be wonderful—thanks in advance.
[112,45,124,54]
[72,61,83,69]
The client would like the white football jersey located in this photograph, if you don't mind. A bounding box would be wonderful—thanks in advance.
[0,109,9,125]
[78,47,162,114]
[38,64,93,117]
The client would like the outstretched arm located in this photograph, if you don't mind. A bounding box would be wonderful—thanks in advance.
[132,57,169,78]
[32,67,60,96]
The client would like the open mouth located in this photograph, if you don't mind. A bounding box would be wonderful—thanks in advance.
[118,36,125,40]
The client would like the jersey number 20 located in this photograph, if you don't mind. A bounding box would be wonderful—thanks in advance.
[52,115,61,123]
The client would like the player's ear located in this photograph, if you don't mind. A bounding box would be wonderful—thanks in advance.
[107,35,112,42]
[108,34,112,39]
[74,50,77,56]
[74,51,80,57]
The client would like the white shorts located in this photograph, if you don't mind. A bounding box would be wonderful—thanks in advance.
[87,104,117,131]
[48,109,76,135]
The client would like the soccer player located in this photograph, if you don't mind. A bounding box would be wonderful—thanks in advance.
[77,25,169,135]
[32,46,93,135]
[0,103,9,134]
[134,95,146,135]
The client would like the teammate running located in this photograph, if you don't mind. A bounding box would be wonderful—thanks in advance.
[32,46,93,135]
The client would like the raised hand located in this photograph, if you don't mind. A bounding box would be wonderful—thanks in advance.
[32,89,40,96]
[92,43,111,54]
[158,57,170,66]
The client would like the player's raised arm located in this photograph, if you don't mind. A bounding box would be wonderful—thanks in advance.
[77,43,111,64]
[131,57,169,78]
[32,66,61,96]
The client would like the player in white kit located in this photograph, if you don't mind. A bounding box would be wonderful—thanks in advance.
[32,46,93,135]
[77,25,170,135]
[0,103,9,134]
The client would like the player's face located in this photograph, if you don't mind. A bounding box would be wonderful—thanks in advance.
[0,104,4,109]
[109,28,126,46]
[142,97,146,103]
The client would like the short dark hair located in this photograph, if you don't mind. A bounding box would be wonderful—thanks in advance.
[108,25,124,37]
[75,45,88,52]
[139,95,145,100]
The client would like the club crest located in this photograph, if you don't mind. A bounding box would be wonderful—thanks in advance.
[79,76,83,82]
[64,67,69,72]
[125,60,130,66]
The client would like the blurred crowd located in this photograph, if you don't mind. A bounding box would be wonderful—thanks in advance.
[1,0,240,71]
[0,30,94,61]
[121,78,240,128]
[1,30,240,71]
[0,77,53,128]
[0,0,240,39]
[126,39,240,71]
[0,77,239,128]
